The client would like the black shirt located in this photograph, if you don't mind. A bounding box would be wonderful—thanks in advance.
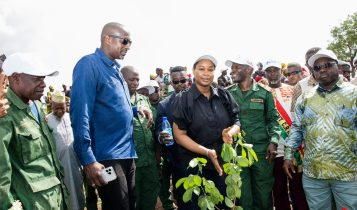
[172,84,240,169]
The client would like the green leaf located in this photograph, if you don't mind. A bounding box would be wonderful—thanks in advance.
[241,147,247,158]
[197,157,207,164]
[236,156,249,167]
[193,175,202,186]
[175,177,187,189]
[188,175,195,187]
[235,188,241,199]
[225,197,234,208]
[189,158,198,168]
[221,143,233,162]
[183,178,189,190]
[248,148,258,161]
[193,186,201,196]
[226,185,235,199]
[183,188,193,203]
[232,173,240,183]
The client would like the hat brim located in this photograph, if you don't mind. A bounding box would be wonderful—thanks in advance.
[308,54,337,67]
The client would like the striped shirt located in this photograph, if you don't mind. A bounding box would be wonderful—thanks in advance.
[285,79,357,181]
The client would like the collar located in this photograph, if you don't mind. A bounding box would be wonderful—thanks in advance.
[251,79,260,91]
[317,76,343,93]
[95,48,121,69]
[7,88,29,110]
[191,84,219,100]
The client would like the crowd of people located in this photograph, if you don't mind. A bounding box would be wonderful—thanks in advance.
[0,21,356,210]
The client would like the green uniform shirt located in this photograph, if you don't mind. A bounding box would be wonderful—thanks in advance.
[227,80,280,154]
[0,89,68,210]
[131,93,156,167]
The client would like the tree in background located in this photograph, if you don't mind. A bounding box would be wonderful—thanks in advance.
[327,12,357,76]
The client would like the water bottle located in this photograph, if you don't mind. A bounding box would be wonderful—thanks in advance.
[162,117,174,146]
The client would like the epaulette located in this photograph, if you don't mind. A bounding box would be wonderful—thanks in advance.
[257,82,273,92]
[224,84,236,90]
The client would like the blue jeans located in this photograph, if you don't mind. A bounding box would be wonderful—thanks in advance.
[302,174,357,210]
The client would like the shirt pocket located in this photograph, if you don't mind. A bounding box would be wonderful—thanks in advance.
[249,102,264,111]
[18,130,46,164]
[334,106,356,128]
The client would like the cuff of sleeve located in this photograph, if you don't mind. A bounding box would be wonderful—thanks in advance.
[80,150,97,166]
[284,147,295,160]
[132,106,138,117]
[270,136,279,145]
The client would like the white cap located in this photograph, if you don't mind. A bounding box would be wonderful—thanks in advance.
[138,85,155,95]
[263,59,281,71]
[307,49,338,67]
[225,56,254,68]
[148,80,160,88]
[194,55,217,67]
[2,53,58,77]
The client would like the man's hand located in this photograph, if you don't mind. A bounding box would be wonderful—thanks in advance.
[207,149,223,176]
[265,143,277,164]
[83,162,106,188]
[283,159,296,179]
[138,106,153,128]
[222,125,240,144]
[159,131,172,145]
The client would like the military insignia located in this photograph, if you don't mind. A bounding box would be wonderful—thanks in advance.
[250,98,264,103]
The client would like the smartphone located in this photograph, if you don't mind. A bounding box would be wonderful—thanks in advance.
[100,166,117,183]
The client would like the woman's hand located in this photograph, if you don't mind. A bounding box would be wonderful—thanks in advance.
[222,125,240,144]
[207,149,223,176]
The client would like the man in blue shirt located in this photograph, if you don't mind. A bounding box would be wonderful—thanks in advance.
[70,22,151,210]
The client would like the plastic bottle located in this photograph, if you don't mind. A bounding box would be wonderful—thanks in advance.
[162,117,174,146]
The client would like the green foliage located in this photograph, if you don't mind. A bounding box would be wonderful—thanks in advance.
[327,12,357,73]
[176,132,258,210]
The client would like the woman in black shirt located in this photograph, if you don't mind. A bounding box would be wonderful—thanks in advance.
[172,55,241,209]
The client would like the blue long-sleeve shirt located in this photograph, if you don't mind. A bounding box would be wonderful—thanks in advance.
[70,48,137,166]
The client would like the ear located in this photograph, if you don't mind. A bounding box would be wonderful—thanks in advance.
[103,35,112,46]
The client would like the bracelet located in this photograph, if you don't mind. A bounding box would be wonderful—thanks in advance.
[206,149,210,157]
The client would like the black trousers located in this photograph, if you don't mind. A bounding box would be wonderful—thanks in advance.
[98,159,136,210]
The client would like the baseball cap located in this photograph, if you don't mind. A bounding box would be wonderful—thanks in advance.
[148,80,160,88]
[52,91,66,103]
[138,85,155,95]
[225,56,254,68]
[307,49,338,67]
[2,53,58,77]
[194,55,217,67]
[263,59,282,71]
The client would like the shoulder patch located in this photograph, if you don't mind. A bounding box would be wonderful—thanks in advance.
[257,83,272,92]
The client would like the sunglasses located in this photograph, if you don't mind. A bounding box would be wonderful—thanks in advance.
[313,62,336,72]
[108,35,132,45]
[286,71,301,77]
[172,78,187,85]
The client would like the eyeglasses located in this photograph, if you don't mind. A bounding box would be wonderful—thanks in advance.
[286,71,301,77]
[172,78,187,85]
[108,35,132,45]
[313,62,336,72]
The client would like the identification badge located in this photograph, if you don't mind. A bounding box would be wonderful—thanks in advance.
[250,98,264,103]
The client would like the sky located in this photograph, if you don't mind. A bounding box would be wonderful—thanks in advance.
[1,0,356,90]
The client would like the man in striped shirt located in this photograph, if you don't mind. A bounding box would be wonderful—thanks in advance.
[284,49,357,210]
